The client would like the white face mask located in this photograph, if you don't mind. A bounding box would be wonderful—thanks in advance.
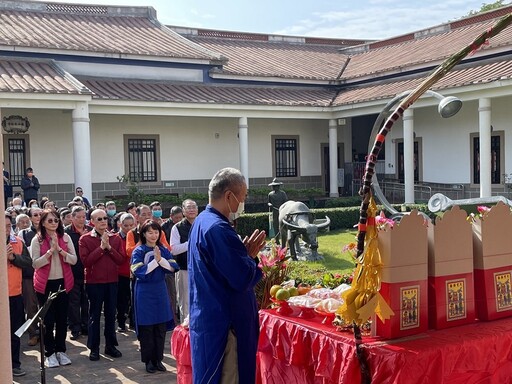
[228,192,244,222]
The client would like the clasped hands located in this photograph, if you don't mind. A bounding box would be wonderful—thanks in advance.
[243,229,266,259]
[153,246,162,263]
[100,232,111,251]
[7,243,14,261]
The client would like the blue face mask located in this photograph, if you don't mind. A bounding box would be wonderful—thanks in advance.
[107,209,116,217]
[152,210,162,218]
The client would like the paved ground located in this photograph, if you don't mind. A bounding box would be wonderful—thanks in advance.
[14,327,178,384]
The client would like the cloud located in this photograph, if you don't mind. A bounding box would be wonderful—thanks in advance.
[274,1,486,39]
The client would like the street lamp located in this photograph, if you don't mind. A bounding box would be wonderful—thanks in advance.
[368,90,462,217]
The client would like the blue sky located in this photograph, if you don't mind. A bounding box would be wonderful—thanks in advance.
[47,0,504,39]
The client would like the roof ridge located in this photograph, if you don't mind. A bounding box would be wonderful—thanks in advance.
[158,24,227,63]
[340,4,512,54]
[49,59,92,94]
[169,25,369,47]
[0,0,157,18]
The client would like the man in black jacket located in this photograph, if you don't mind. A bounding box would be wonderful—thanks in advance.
[20,167,40,207]
[64,206,92,340]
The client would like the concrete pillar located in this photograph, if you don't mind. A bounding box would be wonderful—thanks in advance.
[479,98,492,198]
[72,102,92,203]
[403,108,415,204]
[0,107,13,383]
[328,119,339,197]
[238,117,249,188]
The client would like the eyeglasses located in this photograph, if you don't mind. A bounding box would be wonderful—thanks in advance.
[46,218,60,224]
[95,217,109,221]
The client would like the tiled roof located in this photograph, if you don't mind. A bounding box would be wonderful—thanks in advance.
[333,59,512,106]
[180,33,352,81]
[340,9,512,80]
[0,57,90,94]
[175,7,512,83]
[0,2,223,62]
[80,78,336,107]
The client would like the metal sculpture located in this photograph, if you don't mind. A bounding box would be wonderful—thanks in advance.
[278,200,330,261]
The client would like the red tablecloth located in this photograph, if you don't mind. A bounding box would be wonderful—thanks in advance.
[171,311,512,384]
[170,326,192,384]
[258,309,512,384]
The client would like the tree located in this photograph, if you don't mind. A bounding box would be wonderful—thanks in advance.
[466,1,510,16]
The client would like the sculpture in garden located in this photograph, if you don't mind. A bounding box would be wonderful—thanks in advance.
[278,200,330,261]
[268,178,288,244]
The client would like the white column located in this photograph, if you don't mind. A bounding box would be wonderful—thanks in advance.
[403,109,415,204]
[72,102,92,202]
[328,119,339,197]
[479,98,492,197]
[238,117,249,188]
[0,108,13,383]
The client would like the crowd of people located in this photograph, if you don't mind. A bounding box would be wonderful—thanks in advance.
[6,180,196,377]
[6,166,267,383]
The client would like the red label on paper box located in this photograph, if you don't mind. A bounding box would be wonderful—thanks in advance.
[428,273,475,329]
[376,280,428,339]
[474,267,512,321]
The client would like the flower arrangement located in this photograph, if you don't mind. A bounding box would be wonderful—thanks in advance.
[467,205,491,223]
[254,240,290,309]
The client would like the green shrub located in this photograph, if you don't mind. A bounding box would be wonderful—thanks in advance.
[286,261,328,286]
[324,196,362,208]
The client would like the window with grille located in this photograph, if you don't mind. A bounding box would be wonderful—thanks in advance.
[125,136,158,182]
[273,136,299,178]
[7,137,27,187]
[471,132,503,184]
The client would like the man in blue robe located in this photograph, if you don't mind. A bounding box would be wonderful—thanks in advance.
[188,167,266,384]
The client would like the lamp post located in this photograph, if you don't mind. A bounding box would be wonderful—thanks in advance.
[367,90,462,217]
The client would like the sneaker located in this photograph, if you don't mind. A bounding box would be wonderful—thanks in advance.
[56,352,72,366]
[45,353,59,368]
[12,367,26,377]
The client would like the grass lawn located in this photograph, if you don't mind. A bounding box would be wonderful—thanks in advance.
[285,229,358,285]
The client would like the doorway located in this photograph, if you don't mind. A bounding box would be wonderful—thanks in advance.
[321,143,344,195]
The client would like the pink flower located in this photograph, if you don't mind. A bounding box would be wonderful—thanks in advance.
[375,211,394,229]
[477,205,490,214]
[258,253,278,269]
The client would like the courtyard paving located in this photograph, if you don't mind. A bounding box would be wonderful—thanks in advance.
[13,327,178,384]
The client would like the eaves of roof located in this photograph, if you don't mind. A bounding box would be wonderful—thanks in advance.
[0,2,225,64]
[0,56,91,94]
[333,59,512,106]
[78,77,337,107]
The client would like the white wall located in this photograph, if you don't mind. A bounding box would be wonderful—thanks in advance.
[2,108,74,184]
[247,118,329,178]
[90,114,243,182]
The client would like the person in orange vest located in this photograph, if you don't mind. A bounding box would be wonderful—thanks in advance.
[6,211,32,377]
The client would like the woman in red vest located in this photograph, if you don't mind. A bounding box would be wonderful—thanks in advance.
[31,209,77,368]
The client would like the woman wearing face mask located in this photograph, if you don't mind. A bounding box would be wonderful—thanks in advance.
[21,167,40,207]
[31,210,77,368]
